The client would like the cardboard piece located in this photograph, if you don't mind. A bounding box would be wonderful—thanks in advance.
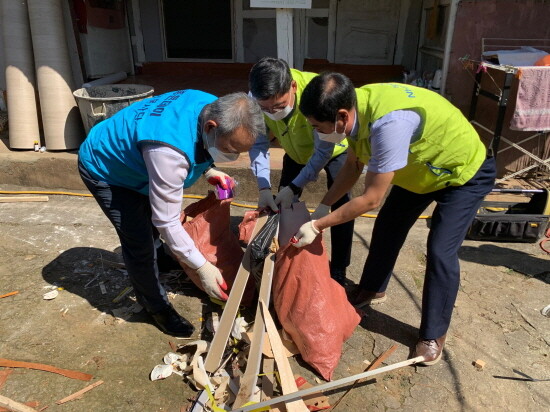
[294,375,330,411]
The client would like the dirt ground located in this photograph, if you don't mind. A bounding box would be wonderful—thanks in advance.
[0,186,549,412]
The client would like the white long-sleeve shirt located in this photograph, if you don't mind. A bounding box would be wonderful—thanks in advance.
[142,144,206,269]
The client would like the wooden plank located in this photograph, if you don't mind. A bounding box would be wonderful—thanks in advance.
[204,214,269,373]
[0,196,48,203]
[235,356,424,412]
[55,380,104,405]
[0,401,39,412]
[233,231,278,408]
[259,300,309,412]
[0,359,93,381]
[260,358,284,412]
[0,395,38,412]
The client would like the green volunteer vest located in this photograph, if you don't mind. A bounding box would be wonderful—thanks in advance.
[264,69,348,165]
[350,83,487,194]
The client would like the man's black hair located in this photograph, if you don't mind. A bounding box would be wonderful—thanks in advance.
[249,57,292,100]
[299,72,357,122]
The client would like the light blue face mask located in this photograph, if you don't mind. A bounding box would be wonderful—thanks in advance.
[203,128,239,163]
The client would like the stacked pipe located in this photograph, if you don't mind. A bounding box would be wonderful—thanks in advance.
[27,0,84,150]
[1,0,40,149]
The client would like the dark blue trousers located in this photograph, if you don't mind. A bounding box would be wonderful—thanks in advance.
[360,157,496,339]
[279,152,354,272]
[78,161,170,313]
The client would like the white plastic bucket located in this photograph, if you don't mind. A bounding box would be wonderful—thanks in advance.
[73,84,154,134]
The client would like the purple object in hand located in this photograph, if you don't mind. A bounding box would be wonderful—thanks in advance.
[215,177,234,200]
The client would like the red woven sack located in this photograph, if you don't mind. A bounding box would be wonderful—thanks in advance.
[273,237,361,380]
[238,210,260,244]
[178,193,255,306]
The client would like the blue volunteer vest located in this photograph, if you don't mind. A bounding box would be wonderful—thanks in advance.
[78,90,216,195]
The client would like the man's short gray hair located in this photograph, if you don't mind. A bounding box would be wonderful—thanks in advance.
[203,92,265,139]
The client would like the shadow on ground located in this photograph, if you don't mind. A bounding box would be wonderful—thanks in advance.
[41,246,207,328]
[460,243,550,284]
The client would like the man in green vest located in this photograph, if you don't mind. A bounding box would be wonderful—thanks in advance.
[248,58,355,285]
[292,72,496,365]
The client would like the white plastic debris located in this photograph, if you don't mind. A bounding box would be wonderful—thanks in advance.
[206,312,220,334]
[542,304,550,317]
[150,364,174,381]
[231,317,248,340]
[163,352,181,365]
[43,290,59,300]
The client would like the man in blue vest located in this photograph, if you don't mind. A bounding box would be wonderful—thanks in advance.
[78,91,265,337]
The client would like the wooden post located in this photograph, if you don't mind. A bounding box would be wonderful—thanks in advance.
[276,8,293,67]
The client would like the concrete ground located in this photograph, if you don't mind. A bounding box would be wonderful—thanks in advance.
[0,182,549,411]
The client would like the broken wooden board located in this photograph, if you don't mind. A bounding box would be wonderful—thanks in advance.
[0,196,48,203]
[233,232,278,408]
[204,214,269,373]
[234,356,424,412]
[0,401,39,412]
[0,395,38,412]
[259,300,309,412]
[0,358,93,381]
[55,380,104,405]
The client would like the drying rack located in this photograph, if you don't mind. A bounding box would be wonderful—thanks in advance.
[461,38,550,184]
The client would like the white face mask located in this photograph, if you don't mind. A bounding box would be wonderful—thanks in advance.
[317,117,347,144]
[264,104,293,121]
[203,128,239,163]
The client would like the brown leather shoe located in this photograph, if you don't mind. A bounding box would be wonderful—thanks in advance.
[347,286,387,308]
[415,335,446,365]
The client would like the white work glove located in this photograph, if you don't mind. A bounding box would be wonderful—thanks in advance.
[204,167,234,189]
[311,203,331,220]
[258,188,278,212]
[291,220,321,248]
[274,186,295,209]
[196,261,229,301]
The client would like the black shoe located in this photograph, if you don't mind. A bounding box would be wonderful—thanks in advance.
[150,306,195,337]
[330,269,347,286]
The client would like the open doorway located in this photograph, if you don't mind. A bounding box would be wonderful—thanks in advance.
[161,0,232,60]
